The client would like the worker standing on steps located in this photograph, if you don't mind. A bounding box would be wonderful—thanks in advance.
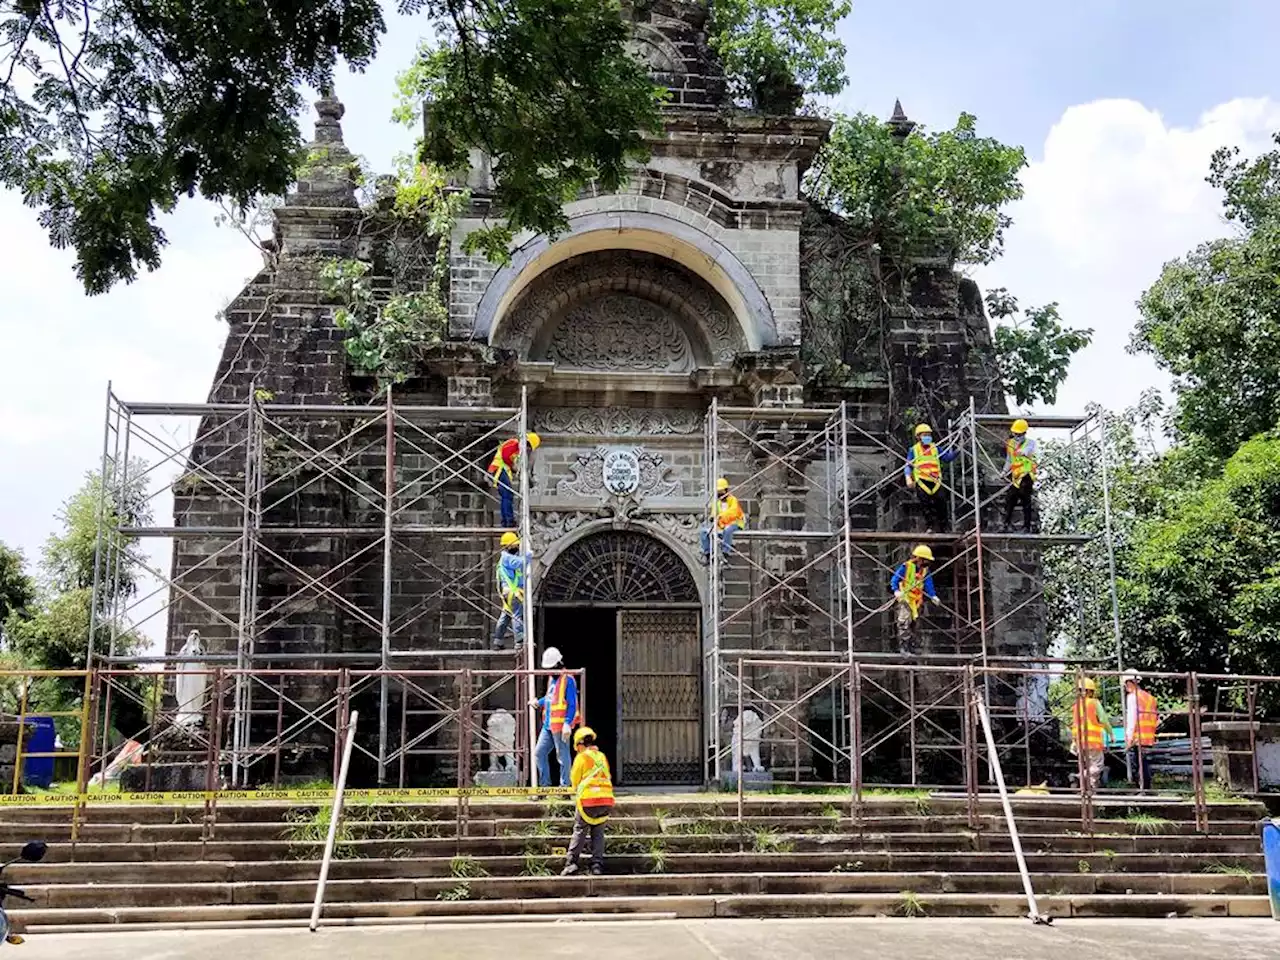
[1071,677,1111,791]
[560,726,614,877]
[530,647,578,788]
[1123,669,1159,791]
[1002,418,1039,532]
[889,544,941,654]
[700,477,745,564]
[903,424,957,533]
[491,532,528,650]
[487,431,540,528]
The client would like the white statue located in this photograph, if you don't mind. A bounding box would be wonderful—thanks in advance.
[732,708,765,773]
[487,709,516,772]
[174,630,208,728]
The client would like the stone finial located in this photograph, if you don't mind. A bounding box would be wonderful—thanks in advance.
[888,99,917,142]
[286,93,359,209]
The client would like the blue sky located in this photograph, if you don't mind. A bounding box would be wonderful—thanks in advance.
[2,0,1279,610]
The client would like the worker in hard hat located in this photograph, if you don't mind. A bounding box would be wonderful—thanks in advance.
[488,431,541,528]
[529,647,578,788]
[560,726,614,876]
[888,544,941,654]
[1122,669,1158,791]
[1002,419,1039,532]
[1070,676,1111,791]
[491,532,529,650]
[903,423,957,533]
[700,477,746,564]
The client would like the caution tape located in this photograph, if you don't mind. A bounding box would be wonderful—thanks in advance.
[0,785,573,807]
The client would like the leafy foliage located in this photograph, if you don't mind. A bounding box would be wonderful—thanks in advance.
[0,0,385,294]
[806,112,1027,267]
[0,544,36,642]
[986,288,1093,407]
[320,162,466,389]
[708,0,849,113]
[395,0,664,263]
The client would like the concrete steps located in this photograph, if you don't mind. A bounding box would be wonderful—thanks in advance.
[0,795,1268,927]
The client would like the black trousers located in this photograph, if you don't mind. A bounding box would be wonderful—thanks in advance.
[1004,476,1034,531]
[916,487,947,532]
[566,807,609,868]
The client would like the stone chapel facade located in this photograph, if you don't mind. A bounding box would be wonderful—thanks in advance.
[169,0,1040,786]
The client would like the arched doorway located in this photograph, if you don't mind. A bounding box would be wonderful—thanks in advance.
[539,530,702,785]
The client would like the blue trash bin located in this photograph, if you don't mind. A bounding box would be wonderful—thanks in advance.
[1264,818,1280,920]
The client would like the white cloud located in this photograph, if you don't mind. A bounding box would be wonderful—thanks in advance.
[978,96,1280,417]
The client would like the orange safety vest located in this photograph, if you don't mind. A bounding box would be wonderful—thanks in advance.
[901,560,927,619]
[573,747,615,824]
[1005,437,1038,484]
[544,674,576,733]
[1132,688,1158,747]
[488,438,519,486]
[911,442,943,495]
[715,494,745,530]
[1072,696,1106,754]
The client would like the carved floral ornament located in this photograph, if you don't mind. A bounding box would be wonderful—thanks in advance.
[498,251,743,368]
[535,407,703,436]
[556,446,682,501]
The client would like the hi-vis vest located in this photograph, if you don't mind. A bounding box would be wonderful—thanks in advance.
[1132,688,1158,747]
[715,494,745,530]
[488,438,519,486]
[1072,696,1106,754]
[575,747,615,824]
[901,560,927,619]
[496,554,524,612]
[911,442,943,495]
[544,675,575,733]
[1005,437,1038,484]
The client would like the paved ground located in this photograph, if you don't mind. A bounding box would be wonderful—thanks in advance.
[17,918,1280,960]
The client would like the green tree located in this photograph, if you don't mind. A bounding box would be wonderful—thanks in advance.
[0,544,36,641]
[1131,134,1280,457]
[1,0,385,294]
[805,112,1028,266]
[708,0,850,112]
[986,288,1094,407]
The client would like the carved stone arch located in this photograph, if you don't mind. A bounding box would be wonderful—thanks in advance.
[627,23,686,77]
[500,251,743,370]
[539,530,699,604]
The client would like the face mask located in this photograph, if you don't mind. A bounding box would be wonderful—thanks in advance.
[920,435,932,445]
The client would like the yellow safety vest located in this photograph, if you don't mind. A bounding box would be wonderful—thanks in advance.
[901,560,926,619]
[911,442,943,495]
[1072,697,1105,754]
[1006,437,1038,484]
[572,748,614,824]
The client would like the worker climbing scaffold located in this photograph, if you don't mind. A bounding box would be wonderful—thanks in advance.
[491,532,529,650]
[487,431,540,528]
[903,423,957,533]
[889,544,941,655]
[700,476,745,564]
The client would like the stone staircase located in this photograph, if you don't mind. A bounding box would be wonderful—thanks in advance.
[1,794,1270,930]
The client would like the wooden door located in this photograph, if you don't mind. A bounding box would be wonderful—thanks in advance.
[617,609,701,785]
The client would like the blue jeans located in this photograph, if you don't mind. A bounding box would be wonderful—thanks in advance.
[492,599,524,648]
[701,522,741,558]
[496,473,516,528]
[535,726,572,788]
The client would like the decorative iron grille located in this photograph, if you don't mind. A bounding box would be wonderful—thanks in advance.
[540,531,698,604]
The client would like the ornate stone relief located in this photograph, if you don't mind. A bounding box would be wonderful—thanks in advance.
[556,447,682,500]
[499,251,743,365]
[646,512,702,547]
[535,407,702,436]
[544,295,695,372]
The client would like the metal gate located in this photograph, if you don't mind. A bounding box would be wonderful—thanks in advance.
[617,609,702,784]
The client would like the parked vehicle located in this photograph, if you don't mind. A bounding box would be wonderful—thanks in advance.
[0,842,47,946]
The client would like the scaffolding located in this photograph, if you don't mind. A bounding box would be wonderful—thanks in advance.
[88,385,540,787]
[704,397,1124,785]
[90,381,1124,794]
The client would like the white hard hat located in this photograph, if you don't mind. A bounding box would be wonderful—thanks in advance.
[541,647,563,669]
[1122,668,1142,684]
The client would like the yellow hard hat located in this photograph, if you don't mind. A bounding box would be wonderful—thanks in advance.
[573,726,596,746]
[912,544,934,562]
[500,531,519,548]
[526,432,541,450]
[1079,677,1097,693]
[716,477,730,492]
[1011,419,1029,434]
[914,423,933,436]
